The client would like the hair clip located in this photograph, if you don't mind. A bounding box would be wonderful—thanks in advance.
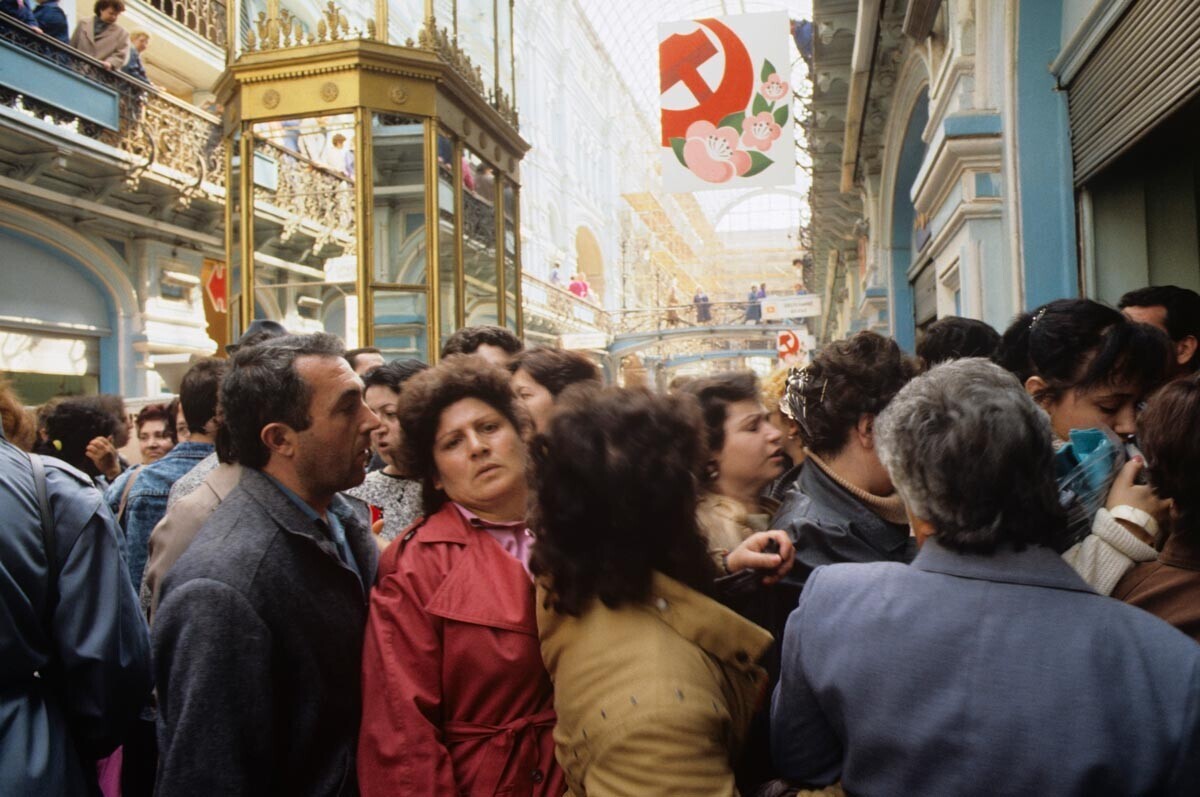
[1029,306,1047,332]
[784,366,827,422]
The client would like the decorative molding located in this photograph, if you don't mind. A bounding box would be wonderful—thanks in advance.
[261,88,280,108]
[902,0,943,41]
[320,81,340,101]
[244,1,376,53]
[388,84,408,104]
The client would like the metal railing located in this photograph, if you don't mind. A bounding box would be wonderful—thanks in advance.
[143,0,227,47]
[521,274,609,333]
[0,17,225,193]
[610,300,782,334]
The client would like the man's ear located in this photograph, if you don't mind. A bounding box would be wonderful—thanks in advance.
[260,422,296,459]
[1176,335,1198,368]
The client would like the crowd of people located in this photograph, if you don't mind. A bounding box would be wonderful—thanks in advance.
[2,284,1200,796]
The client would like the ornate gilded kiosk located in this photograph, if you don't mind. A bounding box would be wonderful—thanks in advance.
[218,0,526,360]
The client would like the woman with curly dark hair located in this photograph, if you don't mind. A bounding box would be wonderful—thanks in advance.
[507,346,602,433]
[357,355,564,797]
[771,330,919,588]
[532,386,773,795]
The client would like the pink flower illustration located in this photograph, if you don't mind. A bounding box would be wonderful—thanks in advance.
[761,73,790,102]
[741,111,782,151]
[682,120,751,183]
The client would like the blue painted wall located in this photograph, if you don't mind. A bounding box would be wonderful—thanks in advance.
[1016,0,1078,308]
[889,91,930,353]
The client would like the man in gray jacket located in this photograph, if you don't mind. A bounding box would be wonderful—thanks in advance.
[771,359,1200,795]
[0,399,152,794]
[153,333,380,795]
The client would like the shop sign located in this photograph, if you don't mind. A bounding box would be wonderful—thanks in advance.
[762,294,822,320]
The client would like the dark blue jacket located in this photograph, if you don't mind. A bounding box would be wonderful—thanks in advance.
[1,0,38,29]
[122,45,147,82]
[772,540,1200,795]
[0,430,152,795]
[32,0,67,42]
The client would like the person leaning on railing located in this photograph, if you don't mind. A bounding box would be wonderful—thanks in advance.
[70,0,129,71]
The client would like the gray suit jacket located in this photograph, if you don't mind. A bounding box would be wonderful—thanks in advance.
[771,539,1200,796]
[153,467,378,796]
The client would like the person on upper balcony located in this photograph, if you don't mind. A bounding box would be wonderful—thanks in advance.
[122,30,150,83]
[33,0,70,43]
[1,0,42,34]
[71,0,129,71]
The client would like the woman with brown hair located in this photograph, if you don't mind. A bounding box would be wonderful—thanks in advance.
[507,346,602,434]
[533,386,772,795]
[357,355,563,797]
[1113,372,1200,641]
[771,331,919,588]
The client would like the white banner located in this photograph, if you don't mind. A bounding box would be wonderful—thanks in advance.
[762,294,822,320]
[659,11,795,191]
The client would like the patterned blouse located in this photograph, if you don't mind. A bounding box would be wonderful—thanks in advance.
[346,470,423,542]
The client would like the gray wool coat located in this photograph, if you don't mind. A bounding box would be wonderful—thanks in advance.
[153,467,378,796]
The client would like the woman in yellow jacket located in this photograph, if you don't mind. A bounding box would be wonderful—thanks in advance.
[531,386,775,796]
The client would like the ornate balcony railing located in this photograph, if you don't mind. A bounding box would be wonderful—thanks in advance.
[0,17,225,196]
[610,300,783,334]
[521,274,609,334]
[144,0,227,47]
[252,139,356,254]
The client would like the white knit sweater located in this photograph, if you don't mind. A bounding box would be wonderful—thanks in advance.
[1062,507,1157,595]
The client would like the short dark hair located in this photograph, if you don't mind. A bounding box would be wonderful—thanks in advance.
[440,325,523,358]
[345,347,383,370]
[680,372,759,456]
[530,387,716,616]
[42,396,119,477]
[995,298,1172,403]
[179,358,228,434]
[787,331,918,457]
[916,316,1001,368]
[135,403,172,437]
[220,333,345,469]
[94,0,125,14]
[164,396,181,443]
[1139,372,1200,542]
[395,355,527,512]
[507,347,601,396]
[362,359,428,393]
[1119,285,1200,367]
[877,359,1066,554]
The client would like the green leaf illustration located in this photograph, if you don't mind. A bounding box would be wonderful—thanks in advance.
[761,59,776,83]
[774,105,789,126]
[752,93,770,115]
[718,111,746,132]
[743,151,774,178]
[670,137,688,167]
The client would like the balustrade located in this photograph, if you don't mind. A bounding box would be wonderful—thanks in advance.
[144,0,227,47]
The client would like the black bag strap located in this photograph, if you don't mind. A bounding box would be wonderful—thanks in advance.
[28,452,58,618]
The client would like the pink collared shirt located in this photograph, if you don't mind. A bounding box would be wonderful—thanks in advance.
[452,503,535,577]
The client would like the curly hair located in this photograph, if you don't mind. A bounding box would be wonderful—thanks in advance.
[440,325,523,358]
[530,387,717,616]
[994,298,1171,403]
[787,331,918,457]
[680,372,759,457]
[42,396,119,477]
[1138,372,1200,542]
[507,346,602,396]
[395,355,528,512]
[362,359,428,393]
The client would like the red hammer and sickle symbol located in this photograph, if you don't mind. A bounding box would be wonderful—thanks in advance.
[659,18,754,146]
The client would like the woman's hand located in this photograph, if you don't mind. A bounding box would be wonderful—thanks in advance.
[86,435,122,481]
[726,530,795,585]
[1105,457,1169,544]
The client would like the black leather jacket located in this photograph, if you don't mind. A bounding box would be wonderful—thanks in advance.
[771,460,916,591]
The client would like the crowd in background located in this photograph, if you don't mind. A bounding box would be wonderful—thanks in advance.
[2,284,1200,796]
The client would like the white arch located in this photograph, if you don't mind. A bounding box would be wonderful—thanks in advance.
[710,188,808,230]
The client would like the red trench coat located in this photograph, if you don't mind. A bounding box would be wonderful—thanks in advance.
[358,502,565,796]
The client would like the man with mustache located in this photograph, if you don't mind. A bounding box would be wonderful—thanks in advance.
[153,333,381,795]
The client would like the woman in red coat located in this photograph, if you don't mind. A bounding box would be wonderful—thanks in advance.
[358,356,565,796]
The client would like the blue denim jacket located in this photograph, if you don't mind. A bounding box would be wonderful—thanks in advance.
[121,442,214,591]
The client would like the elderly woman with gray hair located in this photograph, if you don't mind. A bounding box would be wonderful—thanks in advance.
[771,358,1200,796]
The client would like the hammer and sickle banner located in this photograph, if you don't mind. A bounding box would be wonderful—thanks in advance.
[659,11,794,192]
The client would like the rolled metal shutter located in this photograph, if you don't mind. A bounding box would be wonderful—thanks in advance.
[1067,0,1200,186]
